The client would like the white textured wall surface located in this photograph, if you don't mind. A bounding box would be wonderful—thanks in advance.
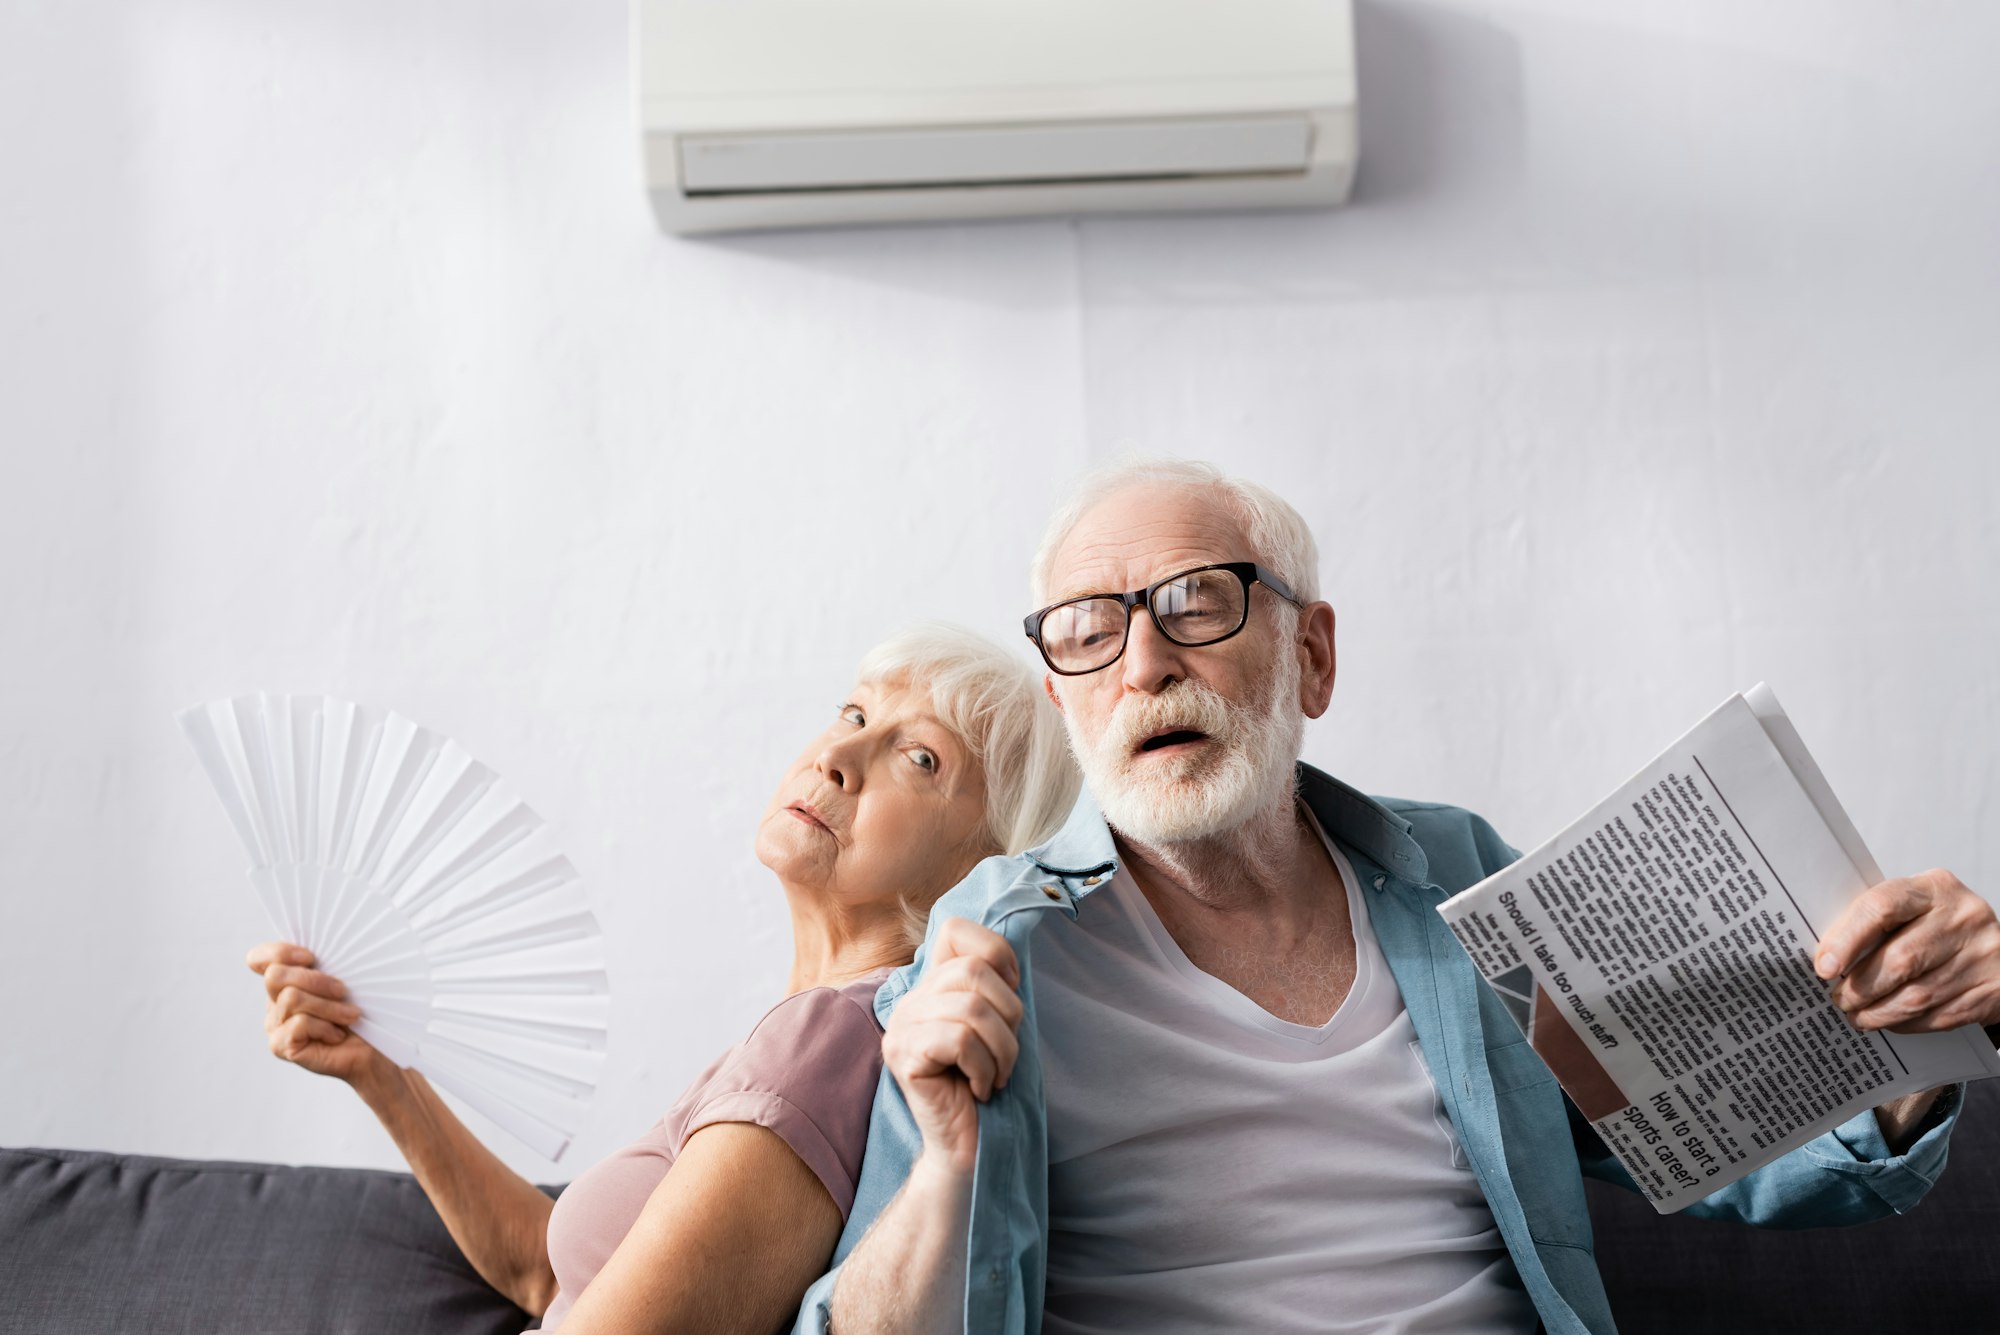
[3,0,1995,1181]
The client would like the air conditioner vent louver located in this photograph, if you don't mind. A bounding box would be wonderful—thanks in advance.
[678,117,1315,196]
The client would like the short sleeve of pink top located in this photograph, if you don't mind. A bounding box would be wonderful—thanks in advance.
[536,969,890,1332]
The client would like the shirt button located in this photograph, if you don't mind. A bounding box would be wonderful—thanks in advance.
[1082,876,1102,886]
[1373,875,1386,890]
[1041,884,1062,900]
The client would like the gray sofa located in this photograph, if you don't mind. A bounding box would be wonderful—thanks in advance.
[0,1148,552,1334]
[5,1081,1998,1332]
[1584,1076,2000,1327]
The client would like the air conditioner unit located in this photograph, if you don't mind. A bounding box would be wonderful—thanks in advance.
[635,0,1357,235]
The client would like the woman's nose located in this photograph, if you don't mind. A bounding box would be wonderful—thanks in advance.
[814,737,863,789]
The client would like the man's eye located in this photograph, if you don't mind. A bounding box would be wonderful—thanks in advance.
[909,748,937,773]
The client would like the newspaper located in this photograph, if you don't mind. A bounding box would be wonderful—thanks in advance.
[1438,684,2000,1212]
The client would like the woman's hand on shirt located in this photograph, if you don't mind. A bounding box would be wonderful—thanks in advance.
[245,942,392,1089]
[879,916,1024,1177]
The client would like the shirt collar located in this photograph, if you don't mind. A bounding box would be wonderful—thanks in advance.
[1024,762,1431,890]
[1025,784,1120,880]
[1295,763,1431,886]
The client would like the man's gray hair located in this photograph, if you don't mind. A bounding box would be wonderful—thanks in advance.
[1029,458,1322,606]
[856,623,1082,945]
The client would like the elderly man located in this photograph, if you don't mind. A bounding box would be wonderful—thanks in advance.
[795,460,2000,1335]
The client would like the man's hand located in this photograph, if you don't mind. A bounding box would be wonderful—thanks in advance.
[1814,870,2000,1032]
[880,917,1024,1177]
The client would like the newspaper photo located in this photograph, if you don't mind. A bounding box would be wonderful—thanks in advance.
[1438,684,2000,1212]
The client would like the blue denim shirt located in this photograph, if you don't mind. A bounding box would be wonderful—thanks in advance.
[793,765,1958,1335]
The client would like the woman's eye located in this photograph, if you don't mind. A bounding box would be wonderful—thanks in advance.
[839,703,865,727]
[909,748,937,773]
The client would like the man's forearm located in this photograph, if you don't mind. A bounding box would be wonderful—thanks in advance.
[1873,1085,1945,1154]
[353,1064,558,1314]
[830,1153,972,1333]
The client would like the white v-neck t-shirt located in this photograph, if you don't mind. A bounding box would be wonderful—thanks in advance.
[1031,816,1534,1334]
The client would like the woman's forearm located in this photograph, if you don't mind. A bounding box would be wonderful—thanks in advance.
[351,1063,559,1314]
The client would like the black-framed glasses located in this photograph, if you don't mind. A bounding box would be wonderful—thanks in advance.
[1023,561,1303,676]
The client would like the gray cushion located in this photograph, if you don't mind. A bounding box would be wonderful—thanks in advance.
[0,1146,543,1335]
[1587,1077,2000,1329]
[10,1093,1997,1334]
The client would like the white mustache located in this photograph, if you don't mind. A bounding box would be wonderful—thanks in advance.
[1075,655,1305,847]
[1099,679,1237,759]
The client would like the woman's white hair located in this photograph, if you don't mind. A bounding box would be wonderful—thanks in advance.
[1029,457,1321,608]
[855,623,1082,945]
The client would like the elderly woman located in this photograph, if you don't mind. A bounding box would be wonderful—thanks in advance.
[245,625,1078,1334]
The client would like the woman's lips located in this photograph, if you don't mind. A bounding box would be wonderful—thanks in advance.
[786,801,834,833]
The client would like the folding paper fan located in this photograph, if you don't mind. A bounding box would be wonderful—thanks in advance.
[178,693,608,1162]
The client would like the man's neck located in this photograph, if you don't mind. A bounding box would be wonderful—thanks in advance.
[1112,792,1357,1025]
[1113,793,1327,926]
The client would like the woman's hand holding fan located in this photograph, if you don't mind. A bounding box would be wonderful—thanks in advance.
[247,942,390,1088]
[181,693,609,1161]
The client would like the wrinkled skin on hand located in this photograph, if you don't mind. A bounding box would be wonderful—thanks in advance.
[1815,870,2000,1033]
[245,941,391,1086]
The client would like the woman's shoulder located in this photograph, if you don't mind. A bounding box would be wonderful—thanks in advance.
[742,967,892,1055]
[688,971,889,1129]
[672,969,895,1218]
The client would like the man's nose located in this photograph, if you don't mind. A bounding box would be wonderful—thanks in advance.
[1120,602,1185,694]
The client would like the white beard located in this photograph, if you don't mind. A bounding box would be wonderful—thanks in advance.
[1073,650,1305,847]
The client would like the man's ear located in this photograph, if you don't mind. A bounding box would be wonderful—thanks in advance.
[1299,602,1337,719]
[1043,673,1064,712]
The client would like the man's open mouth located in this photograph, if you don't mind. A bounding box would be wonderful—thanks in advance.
[1138,729,1207,753]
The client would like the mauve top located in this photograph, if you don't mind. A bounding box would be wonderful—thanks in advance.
[536,969,891,1331]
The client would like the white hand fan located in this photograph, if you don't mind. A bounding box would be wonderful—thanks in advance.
[178,692,608,1162]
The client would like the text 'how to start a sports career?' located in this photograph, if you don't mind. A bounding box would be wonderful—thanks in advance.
[1438,684,2000,1213]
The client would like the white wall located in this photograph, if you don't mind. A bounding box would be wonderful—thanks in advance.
[3,0,1995,1182]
